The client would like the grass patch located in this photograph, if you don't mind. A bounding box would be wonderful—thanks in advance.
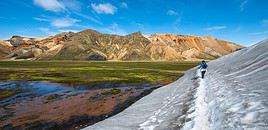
[0,61,198,85]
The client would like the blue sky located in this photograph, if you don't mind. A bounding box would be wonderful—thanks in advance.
[0,0,268,46]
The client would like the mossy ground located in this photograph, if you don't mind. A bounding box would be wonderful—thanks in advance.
[100,88,122,95]
[0,89,22,100]
[0,61,198,85]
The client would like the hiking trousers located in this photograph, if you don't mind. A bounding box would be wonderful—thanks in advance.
[201,71,206,79]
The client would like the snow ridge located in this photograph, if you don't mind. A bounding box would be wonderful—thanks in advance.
[191,78,210,130]
[182,71,210,130]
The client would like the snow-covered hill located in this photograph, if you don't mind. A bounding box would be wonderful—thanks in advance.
[84,40,268,130]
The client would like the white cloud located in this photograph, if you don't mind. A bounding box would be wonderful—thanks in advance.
[33,0,65,12]
[120,2,128,8]
[167,10,178,16]
[62,0,81,11]
[240,0,248,11]
[248,31,268,35]
[91,3,117,15]
[51,18,80,28]
[205,26,227,31]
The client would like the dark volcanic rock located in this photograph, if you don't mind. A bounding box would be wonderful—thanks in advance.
[86,52,107,61]
[15,51,35,59]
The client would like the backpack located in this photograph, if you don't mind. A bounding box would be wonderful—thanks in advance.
[201,63,208,69]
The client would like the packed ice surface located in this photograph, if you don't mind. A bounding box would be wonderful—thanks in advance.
[84,40,268,130]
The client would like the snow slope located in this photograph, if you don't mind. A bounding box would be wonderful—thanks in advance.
[84,40,268,130]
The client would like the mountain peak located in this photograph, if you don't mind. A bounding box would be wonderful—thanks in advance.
[78,29,101,35]
[127,31,143,36]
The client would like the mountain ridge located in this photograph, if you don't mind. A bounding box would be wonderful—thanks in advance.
[0,29,242,61]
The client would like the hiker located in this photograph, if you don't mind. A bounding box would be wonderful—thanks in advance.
[199,60,208,79]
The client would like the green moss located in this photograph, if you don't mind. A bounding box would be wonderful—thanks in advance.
[0,61,198,85]
[0,89,22,100]
[31,76,67,81]
[9,74,18,80]
[110,88,121,95]
[101,88,121,95]
[46,95,57,101]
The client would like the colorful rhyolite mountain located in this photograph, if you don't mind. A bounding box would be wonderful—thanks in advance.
[0,29,241,61]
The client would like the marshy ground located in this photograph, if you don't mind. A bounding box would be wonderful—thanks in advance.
[0,61,198,130]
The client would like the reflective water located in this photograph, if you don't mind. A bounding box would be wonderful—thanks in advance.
[0,81,87,106]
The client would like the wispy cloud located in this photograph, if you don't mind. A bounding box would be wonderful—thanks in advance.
[39,27,79,36]
[58,29,79,33]
[234,26,242,32]
[33,17,49,22]
[248,30,268,35]
[131,22,144,27]
[62,0,81,11]
[240,0,248,11]
[204,26,227,31]
[51,17,80,28]
[167,10,178,16]
[0,16,16,21]
[91,3,117,15]
[39,27,57,35]
[261,19,268,26]
[131,22,145,31]
[33,0,105,29]
[33,0,81,12]
[173,17,182,32]
[170,10,183,33]
[120,2,128,8]
[74,12,103,25]
[102,23,127,35]
[33,0,65,12]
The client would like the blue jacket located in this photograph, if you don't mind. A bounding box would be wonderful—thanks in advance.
[200,63,208,69]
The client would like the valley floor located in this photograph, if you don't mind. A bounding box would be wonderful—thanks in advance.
[0,61,198,130]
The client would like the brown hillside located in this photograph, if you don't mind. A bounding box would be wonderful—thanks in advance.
[0,40,12,59]
[0,30,242,61]
[145,34,241,60]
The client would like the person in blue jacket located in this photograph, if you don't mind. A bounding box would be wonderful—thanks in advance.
[199,60,208,79]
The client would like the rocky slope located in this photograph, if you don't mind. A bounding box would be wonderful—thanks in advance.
[0,29,241,61]
[146,34,241,60]
[0,40,12,59]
